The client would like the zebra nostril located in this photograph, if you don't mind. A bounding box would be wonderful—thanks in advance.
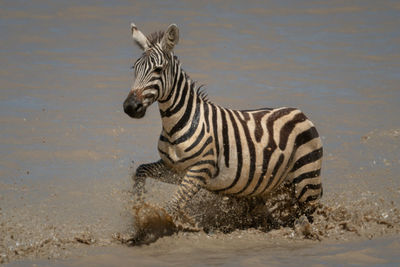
[135,102,143,112]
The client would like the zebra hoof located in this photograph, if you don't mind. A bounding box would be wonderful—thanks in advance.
[129,203,177,245]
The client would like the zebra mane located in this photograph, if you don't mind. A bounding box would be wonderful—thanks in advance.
[147,31,165,46]
[195,83,209,102]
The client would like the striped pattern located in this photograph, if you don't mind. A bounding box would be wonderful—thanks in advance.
[125,24,323,217]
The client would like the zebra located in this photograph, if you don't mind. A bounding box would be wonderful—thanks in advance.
[123,23,323,224]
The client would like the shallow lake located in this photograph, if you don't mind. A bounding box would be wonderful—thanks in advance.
[1,0,400,266]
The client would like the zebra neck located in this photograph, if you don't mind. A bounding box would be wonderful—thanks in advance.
[158,70,202,138]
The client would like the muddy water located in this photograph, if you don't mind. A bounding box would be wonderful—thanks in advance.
[1,0,400,266]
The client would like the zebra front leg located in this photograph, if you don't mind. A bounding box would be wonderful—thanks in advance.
[165,174,205,228]
[133,159,182,198]
[133,160,167,197]
[129,174,204,245]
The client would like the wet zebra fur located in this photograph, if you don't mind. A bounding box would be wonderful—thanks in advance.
[124,23,323,221]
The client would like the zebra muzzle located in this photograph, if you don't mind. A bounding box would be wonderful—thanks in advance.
[123,93,146,118]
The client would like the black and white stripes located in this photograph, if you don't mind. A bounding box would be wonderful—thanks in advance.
[124,23,323,218]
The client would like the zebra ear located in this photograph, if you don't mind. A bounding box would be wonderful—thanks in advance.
[131,23,150,51]
[162,24,179,52]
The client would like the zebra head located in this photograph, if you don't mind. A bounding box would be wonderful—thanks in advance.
[123,23,179,118]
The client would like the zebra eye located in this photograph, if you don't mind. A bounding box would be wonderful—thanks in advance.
[153,66,163,73]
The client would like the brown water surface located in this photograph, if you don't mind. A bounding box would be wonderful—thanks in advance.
[1,0,400,266]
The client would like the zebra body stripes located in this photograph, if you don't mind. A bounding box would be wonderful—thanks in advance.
[124,23,323,219]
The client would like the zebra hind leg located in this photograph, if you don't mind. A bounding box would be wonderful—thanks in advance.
[255,183,301,229]
[290,158,323,223]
